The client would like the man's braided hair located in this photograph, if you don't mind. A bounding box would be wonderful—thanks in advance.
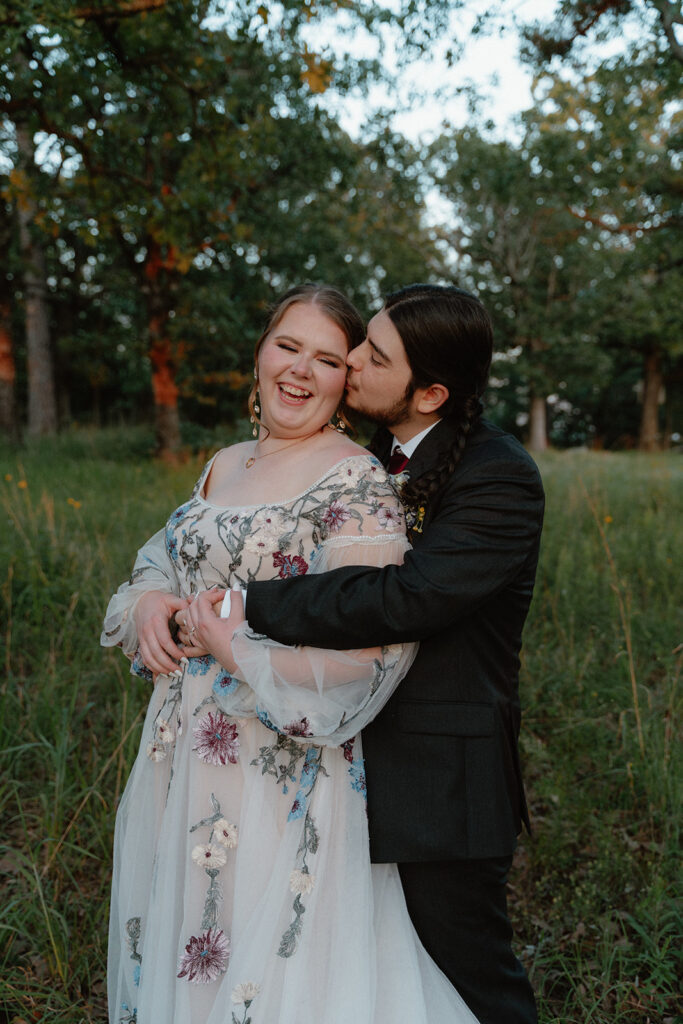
[382,284,493,511]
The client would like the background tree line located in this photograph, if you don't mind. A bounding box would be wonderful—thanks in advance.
[1,0,681,456]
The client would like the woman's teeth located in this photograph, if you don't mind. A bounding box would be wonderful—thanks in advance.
[279,384,311,399]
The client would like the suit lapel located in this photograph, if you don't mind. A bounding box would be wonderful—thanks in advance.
[403,419,456,480]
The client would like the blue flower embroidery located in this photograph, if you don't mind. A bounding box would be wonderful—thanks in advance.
[256,707,279,733]
[348,759,366,797]
[131,650,153,684]
[212,670,238,699]
[186,654,216,676]
[287,747,323,822]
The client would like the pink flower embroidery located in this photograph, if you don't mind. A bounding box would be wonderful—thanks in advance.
[341,738,355,763]
[376,504,402,531]
[322,500,351,532]
[283,717,313,737]
[192,711,240,766]
[273,551,308,579]
[177,927,230,983]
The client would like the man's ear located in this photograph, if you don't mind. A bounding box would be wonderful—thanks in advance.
[415,383,449,416]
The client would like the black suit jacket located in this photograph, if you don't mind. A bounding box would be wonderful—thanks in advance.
[247,418,545,862]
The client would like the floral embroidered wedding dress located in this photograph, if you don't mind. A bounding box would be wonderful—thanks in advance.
[101,452,479,1024]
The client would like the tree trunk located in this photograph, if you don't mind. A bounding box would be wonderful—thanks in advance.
[145,240,181,458]
[528,394,548,452]
[0,300,18,440]
[150,326,182,457]
[15,123,58,437]
[638,348,663,451]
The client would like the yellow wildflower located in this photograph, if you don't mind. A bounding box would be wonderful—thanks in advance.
[17,480,28,489]
[67,497,82,509]
[604,515,613,524]
[4,473,12,481]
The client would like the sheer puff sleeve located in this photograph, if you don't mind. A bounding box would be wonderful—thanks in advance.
[100,457,217,656]
[100,526,183,656]
[218,456,417,747]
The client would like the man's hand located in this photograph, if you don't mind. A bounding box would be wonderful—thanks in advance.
[134,590,190,677]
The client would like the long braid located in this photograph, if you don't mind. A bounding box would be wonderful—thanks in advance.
[400,396,483,510]
[379,283,493,513]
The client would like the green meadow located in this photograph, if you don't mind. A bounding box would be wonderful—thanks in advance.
[0,431,680,1023]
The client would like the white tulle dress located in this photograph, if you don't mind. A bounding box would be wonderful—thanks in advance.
[101,451,479,1024]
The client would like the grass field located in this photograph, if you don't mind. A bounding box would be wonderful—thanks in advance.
[0,429,680,1023]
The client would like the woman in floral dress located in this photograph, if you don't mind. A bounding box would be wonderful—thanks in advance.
[101,284,479,1024]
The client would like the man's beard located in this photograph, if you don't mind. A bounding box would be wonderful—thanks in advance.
[349,380,416,429]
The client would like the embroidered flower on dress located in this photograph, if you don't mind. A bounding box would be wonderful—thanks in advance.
[243,511,286,554]
[212,670,238,699]
[192,711,240,765]
[341,738,355,763]
[192,842,228,869]
[375,504,402,531]
[273,551,308,578]
[132,650,154,683]
[214,818,238,848]
[177,927,230,983]
[340,459,376,485]
[322,500,351,531]
[186,654,215,676]
[156,719,174,744]
[231,981,260,1004]
[289,869,315,896]
[146,741,167,762]
[283,717,313,737]
[348,760,367,795]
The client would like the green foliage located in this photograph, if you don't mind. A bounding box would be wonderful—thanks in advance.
[429,40,682,448]
[514,449,681,1021]
[1,0,443,447]
[0,435,680,1021]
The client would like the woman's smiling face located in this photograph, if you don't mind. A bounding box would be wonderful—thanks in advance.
[256,301,350,438]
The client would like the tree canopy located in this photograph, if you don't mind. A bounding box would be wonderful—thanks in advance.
[1,0,680,451]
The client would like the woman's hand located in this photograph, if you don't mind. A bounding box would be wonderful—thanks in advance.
[134,590,190,677]
[174,603,211,659]
[184,588,245,673]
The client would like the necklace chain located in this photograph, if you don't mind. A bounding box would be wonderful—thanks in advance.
[245,427,325,469]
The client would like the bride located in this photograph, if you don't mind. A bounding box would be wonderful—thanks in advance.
[101,283,479,1024]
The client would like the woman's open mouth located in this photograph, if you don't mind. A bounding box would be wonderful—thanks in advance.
[278,383,312,404]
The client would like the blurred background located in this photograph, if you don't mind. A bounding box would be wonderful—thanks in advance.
[0,3,680,1022]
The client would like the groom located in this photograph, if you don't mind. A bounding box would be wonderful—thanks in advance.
[245,284,544,1024]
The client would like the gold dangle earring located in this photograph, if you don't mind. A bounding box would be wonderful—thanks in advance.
[249,368,260,438]
[334,409,347,433]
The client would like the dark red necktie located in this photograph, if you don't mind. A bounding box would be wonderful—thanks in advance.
[387,446,409,475]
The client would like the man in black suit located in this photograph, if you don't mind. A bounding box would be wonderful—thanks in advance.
[245,284,544,1024]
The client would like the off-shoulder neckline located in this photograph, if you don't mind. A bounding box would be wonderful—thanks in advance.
[194,452,384,512]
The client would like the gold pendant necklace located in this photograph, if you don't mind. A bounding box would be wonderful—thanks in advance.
[245,426,326,469]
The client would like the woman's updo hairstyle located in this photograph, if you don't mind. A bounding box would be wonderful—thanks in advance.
[382,283,493,509]
[248,283,365,434]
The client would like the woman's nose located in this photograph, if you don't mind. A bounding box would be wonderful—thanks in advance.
[291,351,313,376]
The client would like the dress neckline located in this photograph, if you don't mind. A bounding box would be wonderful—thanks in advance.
[195,452,380,512]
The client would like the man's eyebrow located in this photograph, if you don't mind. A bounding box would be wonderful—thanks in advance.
[368,337,391,363]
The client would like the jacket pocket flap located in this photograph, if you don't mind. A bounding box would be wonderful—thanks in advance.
[396,701,495,737]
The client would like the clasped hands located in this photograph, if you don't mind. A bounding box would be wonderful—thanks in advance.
[134,587,246,679]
